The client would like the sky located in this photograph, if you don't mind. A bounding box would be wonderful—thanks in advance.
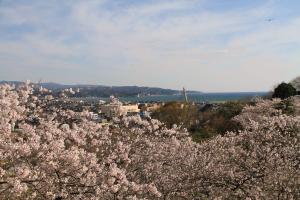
[0,0,300,92]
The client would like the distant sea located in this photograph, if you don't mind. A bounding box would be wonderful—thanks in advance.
[82,92,268,103]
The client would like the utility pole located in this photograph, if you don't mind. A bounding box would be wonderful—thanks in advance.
[182,87,188,103]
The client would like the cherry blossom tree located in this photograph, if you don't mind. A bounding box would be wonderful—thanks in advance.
[0,83,299,199]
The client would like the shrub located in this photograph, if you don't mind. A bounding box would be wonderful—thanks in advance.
[272,82,297,99]
[151,102,198,129]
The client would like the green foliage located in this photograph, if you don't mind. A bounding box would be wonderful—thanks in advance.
[275,99,296,115]
[151,102,198,129]
[152,101,247,142]
[272,82,297,99]
[218,101,245,120]
[191,101,245,141]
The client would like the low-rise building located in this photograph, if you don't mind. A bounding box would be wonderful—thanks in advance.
[99,96,140,118]
[122,104,140,114]
[146,103,162,112]
[100,104,125,118]
[100,104,140,118]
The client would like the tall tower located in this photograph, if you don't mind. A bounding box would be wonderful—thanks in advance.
[182,87,188,103]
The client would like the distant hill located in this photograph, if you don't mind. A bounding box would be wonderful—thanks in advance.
[0,81,202,97]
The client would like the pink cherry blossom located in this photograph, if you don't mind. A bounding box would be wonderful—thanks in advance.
[0,83,299,199]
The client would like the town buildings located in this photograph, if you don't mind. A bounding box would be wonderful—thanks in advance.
[99,96,140,118]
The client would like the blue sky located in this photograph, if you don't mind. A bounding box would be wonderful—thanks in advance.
[0,0,300,92]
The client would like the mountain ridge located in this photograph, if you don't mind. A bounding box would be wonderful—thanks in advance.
[0,81,202,97]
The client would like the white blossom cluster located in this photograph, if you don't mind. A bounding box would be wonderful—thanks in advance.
[0,83,299,199]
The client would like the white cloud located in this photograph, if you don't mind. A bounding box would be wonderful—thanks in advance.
[0,0,299,91]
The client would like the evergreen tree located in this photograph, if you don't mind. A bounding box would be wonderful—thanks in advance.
[272,82,297,99]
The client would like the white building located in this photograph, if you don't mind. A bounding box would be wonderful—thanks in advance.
[122,104,140,114]
[100,104,125,118]
[99,96,139,118]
